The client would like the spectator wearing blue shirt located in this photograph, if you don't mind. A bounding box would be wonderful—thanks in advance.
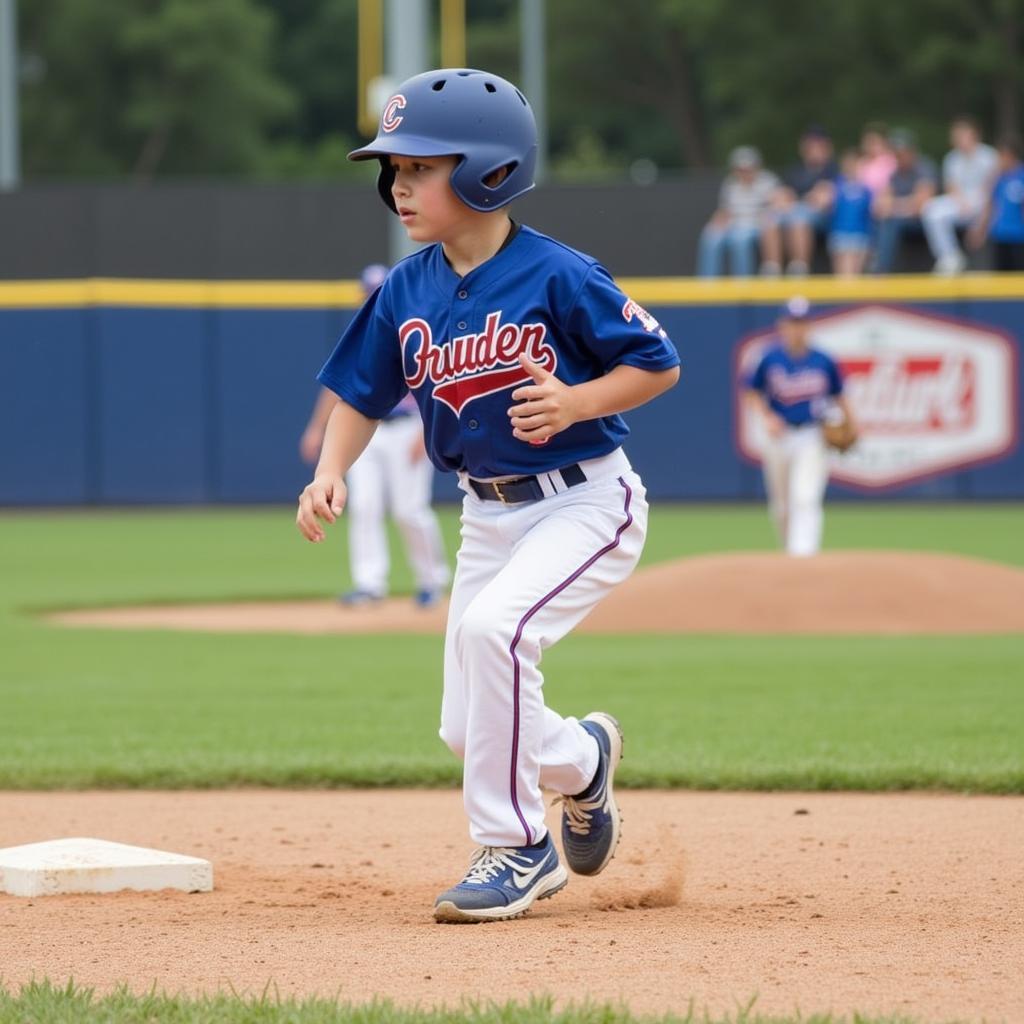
[743,296,856,557]
[827,148,874,277]
[968,134,1024,271]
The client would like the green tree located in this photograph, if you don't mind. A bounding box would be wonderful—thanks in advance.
[544,0,1024,173]
[18,0,1024,181]
[252,0,373,179]
[21,0,295,179]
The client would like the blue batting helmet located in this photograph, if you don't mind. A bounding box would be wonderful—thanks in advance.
[348,68,537,214]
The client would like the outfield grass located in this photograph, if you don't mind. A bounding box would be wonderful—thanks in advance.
[0,981,941,1024]
[0,504,1021,791]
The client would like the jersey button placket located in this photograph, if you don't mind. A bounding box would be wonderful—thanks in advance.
[455,287,470,331]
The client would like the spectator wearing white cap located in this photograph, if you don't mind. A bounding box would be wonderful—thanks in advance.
[697,146,779,277]
[922,115,998,275]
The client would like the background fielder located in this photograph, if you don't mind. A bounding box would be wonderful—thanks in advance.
[300,264,450,606]
[744,296,856,557]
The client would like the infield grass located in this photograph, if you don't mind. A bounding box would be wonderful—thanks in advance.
[0,503,1021,792]
[0,981,943,1024]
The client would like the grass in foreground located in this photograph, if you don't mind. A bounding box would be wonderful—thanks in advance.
[0,630,1021,791]
[0,504,1021,791]
[0,982,946,1024]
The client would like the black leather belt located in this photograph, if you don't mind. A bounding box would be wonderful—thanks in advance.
[469,463,587,504]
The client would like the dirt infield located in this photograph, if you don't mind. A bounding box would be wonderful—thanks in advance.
[1,790,1021,1022]
[49,550,1024,635]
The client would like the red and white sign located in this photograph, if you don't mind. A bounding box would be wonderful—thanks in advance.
[736,305,1019,490]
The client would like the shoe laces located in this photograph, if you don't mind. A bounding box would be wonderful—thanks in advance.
[461,846,531,884]
[553,791,605,836]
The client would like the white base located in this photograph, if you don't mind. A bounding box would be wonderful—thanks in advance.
[0,837,213,896]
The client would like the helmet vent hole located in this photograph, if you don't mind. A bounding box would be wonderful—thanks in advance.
[484,82,497,93]
[483,162,518,189]
[432,80,446,91]
[515,89,527,106]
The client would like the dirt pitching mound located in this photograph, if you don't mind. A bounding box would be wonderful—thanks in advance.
[585,549,1024,634]
[47,550,1024,635]
[1,790,1021,1022]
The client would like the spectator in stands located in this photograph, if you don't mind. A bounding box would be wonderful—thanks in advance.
[857,121,897,193]
[828,148,874,277]
[967,134,1024,271]
[870,129,938,273]
[697,145,779,277]
[762,125,838,276]
[922,115,999,275]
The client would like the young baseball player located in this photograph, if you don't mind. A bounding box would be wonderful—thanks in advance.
[743,296,855,557]
[300,264,450,608]
[296,68,680,923]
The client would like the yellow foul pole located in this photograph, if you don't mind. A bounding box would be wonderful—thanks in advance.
[440,0,466,68]
[357,0,384,137]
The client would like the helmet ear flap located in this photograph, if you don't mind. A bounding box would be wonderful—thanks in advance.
[376,157,398,213]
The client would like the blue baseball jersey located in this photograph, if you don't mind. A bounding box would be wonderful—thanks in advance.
[990,166,1024,243]
[317,225,680,478]
[830,175,873,236]
[745,340,843,427]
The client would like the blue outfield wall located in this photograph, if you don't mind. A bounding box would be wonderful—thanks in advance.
[0,277,1022,505]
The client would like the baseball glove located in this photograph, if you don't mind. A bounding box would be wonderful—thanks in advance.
[823,416,858,453]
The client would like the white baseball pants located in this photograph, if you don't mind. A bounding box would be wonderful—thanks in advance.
[439,448,648,848]
[345,415,450,596]
[761,425,829,557]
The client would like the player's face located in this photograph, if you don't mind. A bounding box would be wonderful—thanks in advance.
[389,155,468,242]
[780,318,809,352]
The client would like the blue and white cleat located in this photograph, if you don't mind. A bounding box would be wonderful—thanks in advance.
[559,712,623,876]
[433,833,568,923]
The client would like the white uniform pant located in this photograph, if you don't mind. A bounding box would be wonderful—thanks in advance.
[346,415,449,596]
[761,425,829,558]
[439,449,648,848]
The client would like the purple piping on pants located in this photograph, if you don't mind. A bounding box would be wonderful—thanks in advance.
[506,476,635,846]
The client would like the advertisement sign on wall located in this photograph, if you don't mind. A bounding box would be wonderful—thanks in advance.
[736,305,1019,491]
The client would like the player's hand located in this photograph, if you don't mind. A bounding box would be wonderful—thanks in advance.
[508,353,579,444]
[296,475,347,543]
[299,426,324,464]
[765,414,786,440]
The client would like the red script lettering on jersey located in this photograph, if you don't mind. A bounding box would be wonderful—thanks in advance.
[400,312,557,416]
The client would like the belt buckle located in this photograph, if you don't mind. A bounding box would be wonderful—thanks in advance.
[492,480,510,504]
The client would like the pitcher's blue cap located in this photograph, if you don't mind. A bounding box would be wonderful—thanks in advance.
[780,295,811,320]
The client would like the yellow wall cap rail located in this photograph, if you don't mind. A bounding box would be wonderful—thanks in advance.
[3,274,1024,310]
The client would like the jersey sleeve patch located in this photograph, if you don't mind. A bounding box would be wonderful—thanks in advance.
[568,266,680,373]
[622,298,667,338]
